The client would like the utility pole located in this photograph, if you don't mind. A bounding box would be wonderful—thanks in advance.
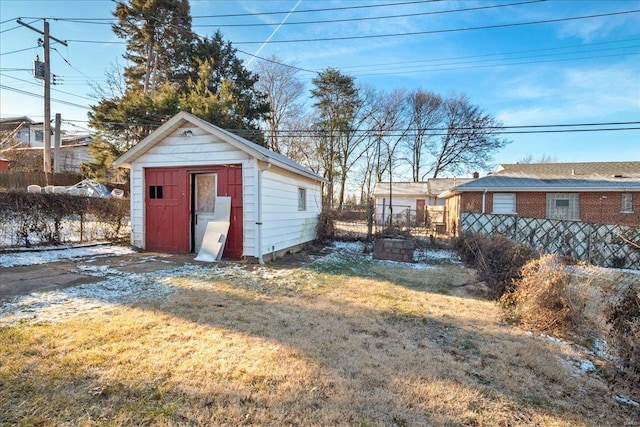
[54,113,61,173]
[17,19,67,175]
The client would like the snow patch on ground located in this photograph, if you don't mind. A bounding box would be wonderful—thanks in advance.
[0,270,171,326]
[413,247,463,264]
[321,240,461,270]
[332,240,367,253]
[0,245,137,267]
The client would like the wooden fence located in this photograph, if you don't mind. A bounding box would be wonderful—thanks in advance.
[0,171,83,190]
[460,212,640,270]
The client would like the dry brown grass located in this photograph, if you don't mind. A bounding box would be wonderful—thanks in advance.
[1,251,638,426]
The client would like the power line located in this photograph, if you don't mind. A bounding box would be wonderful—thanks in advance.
[0,84,90,109]
[232,9,640,44]
[0,73,96,101]
[236,49,318,74]
[252,121,640,137]
[349,51,639,77]
[191,0,546,28]
[0,45,40,56]
[338,37,640,70]
[51,46,104,89]
[29,1,534,27]
[17,0,439,22]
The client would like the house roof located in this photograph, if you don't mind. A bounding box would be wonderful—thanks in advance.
[0,116,34,125]
[428,177,473,194]
[443,161,640,195]
[373,182,429,197]
[495,162,640,178]
[113,111,325,182]
[373,177,473,197]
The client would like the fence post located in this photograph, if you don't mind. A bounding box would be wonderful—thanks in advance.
[367,201,373,239]
[587,223,592,264]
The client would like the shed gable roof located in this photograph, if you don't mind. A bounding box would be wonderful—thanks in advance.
[113,111,324,182]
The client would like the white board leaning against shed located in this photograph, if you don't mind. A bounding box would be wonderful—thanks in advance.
[113,111,326,263]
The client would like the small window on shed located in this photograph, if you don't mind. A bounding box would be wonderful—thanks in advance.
[298,188,306,211]
[621,193,633,213]
[149,185,164,200]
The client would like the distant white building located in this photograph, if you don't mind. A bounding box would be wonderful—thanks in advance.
[0,116,94,173]
[373,176,475,226]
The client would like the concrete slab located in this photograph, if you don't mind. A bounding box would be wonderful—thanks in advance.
[0,251,201,301]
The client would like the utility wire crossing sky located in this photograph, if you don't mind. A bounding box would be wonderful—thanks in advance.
[0,0,638,168]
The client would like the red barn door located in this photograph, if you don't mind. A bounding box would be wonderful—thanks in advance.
[145,168,189,253]
[145,165,244,257]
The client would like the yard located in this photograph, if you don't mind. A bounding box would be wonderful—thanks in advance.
[0,242,638,426]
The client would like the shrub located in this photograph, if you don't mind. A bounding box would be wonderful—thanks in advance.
[452,231,536,299]
[0,191,129,246]
[316,209,336,244]
[500,255,571,334]
[606,286,640,395]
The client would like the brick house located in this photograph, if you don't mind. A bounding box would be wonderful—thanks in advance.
[440,162,640,233]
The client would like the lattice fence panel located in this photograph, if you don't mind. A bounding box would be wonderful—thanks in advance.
[460,213,640,269]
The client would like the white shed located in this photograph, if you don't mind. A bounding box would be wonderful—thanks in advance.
[113,112,324,262]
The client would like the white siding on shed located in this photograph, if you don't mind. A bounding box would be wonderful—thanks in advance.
[260,166,322,256]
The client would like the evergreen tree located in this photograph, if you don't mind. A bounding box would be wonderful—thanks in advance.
[112,0,193,95]
[311,68,361,208]
[89,0,269,163]
[183,33,269,143]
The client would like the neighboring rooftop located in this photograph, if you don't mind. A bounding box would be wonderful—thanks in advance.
[447,161,640,193]
[374,177,474,197]
[495,162,640,179]
[0,116,34,124]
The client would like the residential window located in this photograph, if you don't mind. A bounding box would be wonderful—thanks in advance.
[298,188,306,210]
[492,193,516,214]
[34,130,43,142]
[621,193,633,213]
[546,193,579,220]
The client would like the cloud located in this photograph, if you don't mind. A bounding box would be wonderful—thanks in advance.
[496,60,640,125]
[556,7,640,42]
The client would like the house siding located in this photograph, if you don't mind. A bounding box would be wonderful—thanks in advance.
[580,192,640,226]
[374,196,420,223]
[458,191,640,227]
[260,166,322,257]
[460,192,484,214]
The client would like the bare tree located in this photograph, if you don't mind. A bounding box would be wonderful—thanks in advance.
[429,94,508,178]
[518,154,558,164]
[368,89,409,183]
[254,56,305,153]
[405,90,443,182]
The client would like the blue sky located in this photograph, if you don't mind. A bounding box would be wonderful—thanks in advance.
[1,0,639,172]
